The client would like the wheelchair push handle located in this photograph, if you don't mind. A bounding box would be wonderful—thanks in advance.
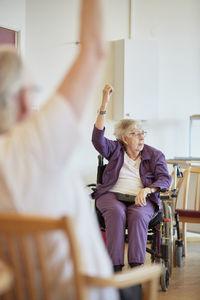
[176,165,183,178]
[98,154,104,166]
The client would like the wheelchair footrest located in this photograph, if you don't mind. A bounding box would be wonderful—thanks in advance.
[146,247,161,259]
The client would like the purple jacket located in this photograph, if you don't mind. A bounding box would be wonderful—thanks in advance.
[92,126,171,209]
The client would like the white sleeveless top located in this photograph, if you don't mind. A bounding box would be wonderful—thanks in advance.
[110,152,144,195]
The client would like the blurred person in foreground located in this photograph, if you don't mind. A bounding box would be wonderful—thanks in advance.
[0,1,120,299]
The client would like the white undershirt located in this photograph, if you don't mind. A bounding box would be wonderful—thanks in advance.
[110,152,144,195]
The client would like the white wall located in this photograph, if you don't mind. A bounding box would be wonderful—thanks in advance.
[25,0,130,184]
[131,0,200,234]
[131,0,200,159]
[24,0,200,185]
[25,0,129,102]
[25,0,80,107]
[0,0,26,53]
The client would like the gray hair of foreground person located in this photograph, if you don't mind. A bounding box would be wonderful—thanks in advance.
[0,46,24,133]
[114,118,142,141]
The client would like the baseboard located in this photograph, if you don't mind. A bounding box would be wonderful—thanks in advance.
[187,232,200,242]
[187,236,200,242]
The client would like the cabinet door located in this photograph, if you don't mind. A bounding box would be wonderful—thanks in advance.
[113,39,158,120]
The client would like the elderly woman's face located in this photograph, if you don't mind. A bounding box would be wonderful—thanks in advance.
[123,125,145,153]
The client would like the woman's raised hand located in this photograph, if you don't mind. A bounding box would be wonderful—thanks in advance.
[95,84,113,130]
[101,84,113,108]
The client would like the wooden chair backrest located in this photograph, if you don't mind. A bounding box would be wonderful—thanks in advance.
[0,214,85,300]
[0,213,162,300]
[182,167,200,211]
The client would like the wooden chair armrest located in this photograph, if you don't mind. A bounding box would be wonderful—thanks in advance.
[0,260,13,295]
[82,264,162,289]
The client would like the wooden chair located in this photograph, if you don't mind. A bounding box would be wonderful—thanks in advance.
[0,213,161,300]
[0,260,13,295]
[176,167,200,256]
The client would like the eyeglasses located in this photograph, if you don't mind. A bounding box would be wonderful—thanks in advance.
[129,131,147,137]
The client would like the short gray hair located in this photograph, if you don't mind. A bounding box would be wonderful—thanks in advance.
[0,46,24,132]
[114,119,142,141]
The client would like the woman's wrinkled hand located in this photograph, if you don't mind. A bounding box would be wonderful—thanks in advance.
[135,188,151,206]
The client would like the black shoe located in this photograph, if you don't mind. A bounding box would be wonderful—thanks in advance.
[113,265,123,272]
[119,284,142,300]
[129,262,142,268]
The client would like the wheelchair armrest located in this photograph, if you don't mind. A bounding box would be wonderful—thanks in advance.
[160,188,167,193]
[160,187,179,200]
[159,189,170,200]
[160,193,170,200]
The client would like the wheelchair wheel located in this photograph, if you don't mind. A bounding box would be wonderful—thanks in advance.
[162,202,173,276]
[160,267,170,291]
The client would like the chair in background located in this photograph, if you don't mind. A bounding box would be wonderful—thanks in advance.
[176,167,200,256]
[0,213,161,300]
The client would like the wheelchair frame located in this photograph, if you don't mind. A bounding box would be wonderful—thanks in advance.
[90,155,174,292]
[163,162,190,268]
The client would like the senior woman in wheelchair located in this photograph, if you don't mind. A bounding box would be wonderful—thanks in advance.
[92,84,171,272]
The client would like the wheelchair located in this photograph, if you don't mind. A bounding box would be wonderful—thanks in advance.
[89,155,174,291]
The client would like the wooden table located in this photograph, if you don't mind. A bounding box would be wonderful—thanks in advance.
[167,158,200,166]
[166,158,200,190]
[0,260,13,295]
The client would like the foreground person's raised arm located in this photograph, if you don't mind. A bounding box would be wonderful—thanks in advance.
[57,0,105,118]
